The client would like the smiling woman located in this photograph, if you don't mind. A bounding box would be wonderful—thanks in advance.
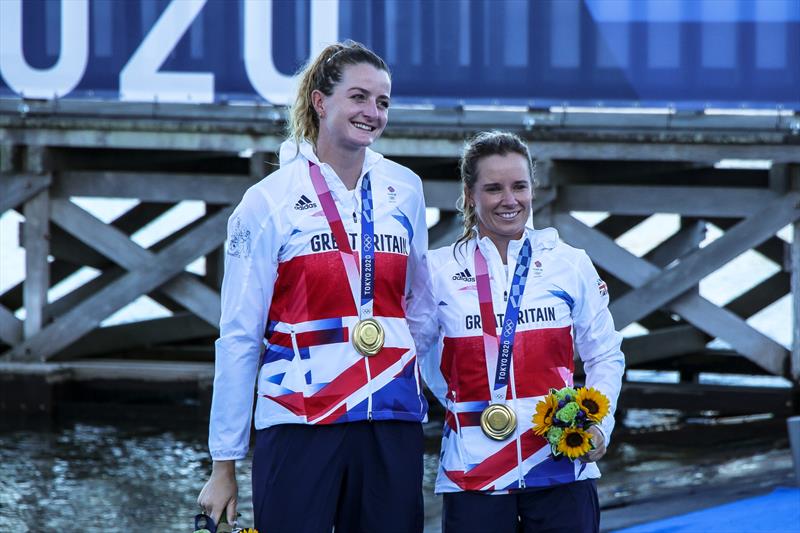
[196,41,434,533]
[467,152,533,262]
[311,62,392,188]
[416,131,626,533]
[454,131,537,263]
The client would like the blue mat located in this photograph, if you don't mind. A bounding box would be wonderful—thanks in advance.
[614,487,800,533]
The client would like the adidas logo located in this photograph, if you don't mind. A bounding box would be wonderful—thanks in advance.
[452,268,475,282]
[294,194,318,210]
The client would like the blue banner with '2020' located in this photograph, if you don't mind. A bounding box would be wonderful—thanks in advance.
[1,0,798,110]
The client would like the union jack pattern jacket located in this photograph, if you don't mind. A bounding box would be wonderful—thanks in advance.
[419,227,625,493]
[209,140,433,460]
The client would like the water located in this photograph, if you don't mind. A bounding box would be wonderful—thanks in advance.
[0,414,792,533]
[0,423,224,532]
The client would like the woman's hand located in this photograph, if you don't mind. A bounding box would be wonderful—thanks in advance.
[197,460,238,526]
[580,426,607,463]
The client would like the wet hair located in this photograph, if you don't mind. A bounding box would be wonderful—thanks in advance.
[454,131,536,253]
[288,40,390,146]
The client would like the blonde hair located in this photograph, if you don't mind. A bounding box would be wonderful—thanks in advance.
[288,40,390,147]
[454,131,536,253]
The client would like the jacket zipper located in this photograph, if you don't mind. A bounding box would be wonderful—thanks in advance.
[509,360,525,488]
[504,247,524,487]
[366,357,373,421]
[451,390,468,466]
[289,327,300,357]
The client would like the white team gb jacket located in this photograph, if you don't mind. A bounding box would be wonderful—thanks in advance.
[208,140,432,461]
[420,226,625,493]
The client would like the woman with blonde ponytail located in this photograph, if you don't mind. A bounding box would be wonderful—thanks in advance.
[198,41,434,533]
[419,131,625,533]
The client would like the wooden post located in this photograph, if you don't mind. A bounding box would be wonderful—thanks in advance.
[791,165,800,381]
[1,144,22,173]
[678,216,704,384]
[22,146,50,344]
[204,203,225,290]
[533,159,555,230]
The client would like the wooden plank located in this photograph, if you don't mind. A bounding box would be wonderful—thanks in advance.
[622,326,709,366]
[769,164,789,193]
[428,211,462,250]
[46,211,222,319]
[204,205,225,289]
[2,127,287,154]
[54,171,254,204]
[531,187,557,213]
[644,219,706,268]
[0,360,215,382]
[65,359,215,382]
[725,272,790,319]
[22,190,49,339]
[531,143,800,164]
[555,213,655,286]
[3,206,233,362]
[45,266,125,319]
[610,192,800,329]
[250,150,269,180]
[422,180,461,210]
[0,173,51,213]
[588,168,764,189]
[48,212,218,320]
[48,224,109,268]
[2,260,74,313]
[530,161,554,228]
[49,199,221,326]
[670,293,787,376]
[534,159,553,188]
[532,203,553,231]
[10,126,797,163]
[710,217,787,265]
[554,213,789,374]
[634,350,768,375]
[0,144,22,172]
[559,185,778,217]
[597,271,682,331]
[1,98,793,132]
[620,381,794,415]
[594,215,647,240]
[793,217,800,380]
[0,304,23,346]
[56,313,216,359]
[2,203,174,311]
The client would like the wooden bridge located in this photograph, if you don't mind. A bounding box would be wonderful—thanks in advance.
[1,99,798,418]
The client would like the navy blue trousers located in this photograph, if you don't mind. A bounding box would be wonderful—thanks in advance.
[443,479,599,533]
[252,421,424,533]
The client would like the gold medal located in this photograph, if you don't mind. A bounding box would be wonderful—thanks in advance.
[352,318,385,357]
[480,404,517,440]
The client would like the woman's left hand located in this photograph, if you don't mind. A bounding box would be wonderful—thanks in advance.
[579,425,606,463]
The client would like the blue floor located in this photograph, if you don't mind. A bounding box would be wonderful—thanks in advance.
[615,487,800,533]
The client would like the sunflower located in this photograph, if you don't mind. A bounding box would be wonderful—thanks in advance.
[557,427,592,459]
[576,387,609,422]
[532,393,558,436]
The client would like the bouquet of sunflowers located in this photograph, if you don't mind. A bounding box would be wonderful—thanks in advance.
[531,386,609,460]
